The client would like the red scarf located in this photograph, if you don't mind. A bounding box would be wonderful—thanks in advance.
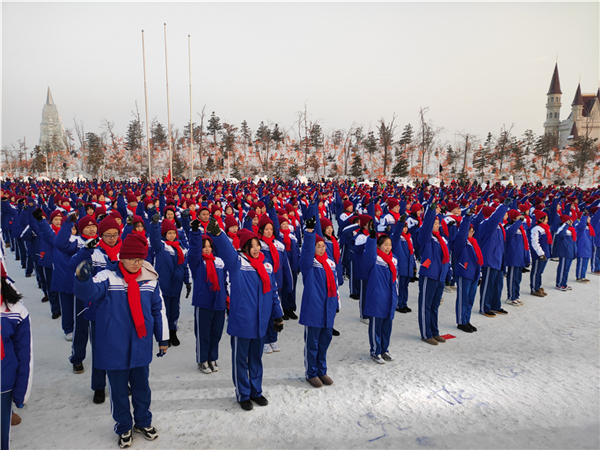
[389,210,400,223]
[62,204,71,212]
[318,206,327,218]
[127,204,136,215]
[327,234,341,264]
[440,219,449,238]
[189,209,197,221]
[519,226,530,251]
[81,233,98,241]
[118,262,147,339]
[99,239,121,261]
[589,223,596,237]
[539,223,553,244]
[280,228,292,251]
[432,231,450,264]
[51,224,61,234]
[315,253,337,298]
[200,220,209,234]
[165,239,185,264]
[449,214,462,225]
[247,252,271,293]
[499,224,506,241]
[215,215,224,231]
[202,253,220,291]
[568,226,577,242]
[227,231,240,249]
[260,235,280,272]
[252,225,259,235]
[377,249,397,282]
[288,213,298,227]
[362,229,370,236]
[132,229,146,236]
[402,232,414,255]
[468,237,484,266]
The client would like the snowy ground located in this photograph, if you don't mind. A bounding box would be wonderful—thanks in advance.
[5,252,599,450]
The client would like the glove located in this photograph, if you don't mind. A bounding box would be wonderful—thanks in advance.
[32,208,44,221]
[504,197,513,206]
[399,214,407,223]
[267,201,274,209]
[175,218,182,229]
[190,219,200,232]
[151,213,160,224]
[465,208,473,217]
[68,211,79,223]
[447,220,456,227]
[273,319,284,333]
[77,200,84,208]
[84,237,100,249]
[14,403,24,409]
[185,283,192,298]
[305,216,316,230]
[244,215,252,223]
[96,214,107,222]
[539,255,547,261]
[207,217,221,236]
[368,222,377,239]
[75,260,93,282]
[126,216,133,225]
[429,201,437,210]
[181,209,190,218]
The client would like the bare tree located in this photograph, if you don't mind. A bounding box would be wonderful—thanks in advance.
[73,118,86,173]
[417,108,441,176]
[456,131,475,178]
[378,114,397,176]
[196,105,206,171]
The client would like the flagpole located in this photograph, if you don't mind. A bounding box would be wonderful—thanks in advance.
[142,30,151,180]
[188,34,194,181]
[164,23,173,182]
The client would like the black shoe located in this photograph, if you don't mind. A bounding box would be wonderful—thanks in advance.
[73,363,84,374]
[52,312,61,320]
[349,294,360,300]
[169,330,180,346]
[522,268,530,273]
[15,257,20,261]
[332,328,340,336]
[405,306,412,313]
[133,425,159,441]
[396,306,410,314]
[250,395,268,406]
[467,323,478,332]
[282,310,289,320]
[492,308,508,315]
[93,389,105,404]
[25,273,33,278]
[457,324,473,333]
[41,296,48,303]
[238,399,253,411]
[287,310,298,320]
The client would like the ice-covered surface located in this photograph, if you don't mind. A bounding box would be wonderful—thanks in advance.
[5,253,599,449]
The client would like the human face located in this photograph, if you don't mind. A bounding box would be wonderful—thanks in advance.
[248,239,261,259]
[391,205,400,214]
[468,227,475,238]
[99,195,105,202]
[86,207,95,216]
[101,229,119,247]
[432,219,440,233]
[165,210,175,221]
[324,225,333,237]
[129,200,138,208]
[252,217,259,227]
[134,223,145,232]
[403,225,408,234]
[52,216,63,227]
[378,238,392,255]
[165,230,178,241]
[228,225,239,234]
[315,241,327,257]
[83,224,97,237]
[199,210,210,222]
[225,206,233,215]
[451,207,461,216]
[262,224,274,238]
[503,212,509,221]
[121,258,144,273]
[280,222,289,231]
[114,217,122,226]
[346,205,353,213]
[202,239,212,255]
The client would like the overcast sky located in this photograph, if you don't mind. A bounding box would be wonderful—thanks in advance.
[2,1,599,151]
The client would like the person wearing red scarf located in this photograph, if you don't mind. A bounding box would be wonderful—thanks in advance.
[554,215,578,290]
[205,221,283,411]
[362,228,399,365]
[224,215,240,249]
[575,213,594,283]
[278,216,300,321]
[299,221,339,388]
[73,234,168,448]
[504,210,530,307]
[530,211,551,297]
[390,217,416,314]
[187,231,227,375]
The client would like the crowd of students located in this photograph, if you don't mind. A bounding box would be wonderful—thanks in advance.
[1,177,599,449]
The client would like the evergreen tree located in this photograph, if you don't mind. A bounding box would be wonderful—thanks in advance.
[207,112,222,147]
[206,155,216,175]
[568,135,598,184]
[398,123,413,148]
[86,132,104,178]
[534,132,556,180]
[240,120,253,147]
[350,153,363,178]
[150,120,167,149]
[310,123,324,149]
[288,162,299,179]
[364,131,378,160]
[271,124,284,147]
[125,119,143,152]
[473,132,492,181]
[392,149,409,177]
[172,148,187,179]
[30,145,46,174]
[230,163,242,180]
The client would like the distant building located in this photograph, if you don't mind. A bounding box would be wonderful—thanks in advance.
[39,87,67,151]
[543,64,600,148]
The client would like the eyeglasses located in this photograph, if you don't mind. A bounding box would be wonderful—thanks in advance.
[126,258,144,264]
[102,234,119,239]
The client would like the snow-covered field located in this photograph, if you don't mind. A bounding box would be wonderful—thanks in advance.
[5,253,599,450]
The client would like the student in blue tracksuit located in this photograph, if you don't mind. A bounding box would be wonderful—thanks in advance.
[278,216,300,321]
[529,211,551,297]
[391,215,416,314]
[417,202,451,346]
[504,210,528,307]
[299,219,338,388]
[74,234,169,449]
[452,214,483,333]
[363,228,399,364]
[149,214,191,347]
[188,228,227,375]
[590,207,600,274]
[475,202,509,317]
[207,220,283,411]
[353,214,374,323]
[1,266,33,450]
[575,213,593,283]
[554,215,577,291]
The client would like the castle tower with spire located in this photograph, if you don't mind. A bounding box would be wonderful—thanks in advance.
[542,65,600,148]
[39,87,67,152]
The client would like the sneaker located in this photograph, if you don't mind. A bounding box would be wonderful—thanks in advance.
[93,389,105,404]
[250,395,268,406]
[282,310,289,320]
[467,323,478,332]
[540,288,548,296]
[169,330,180,347]
[531,290,545,297]
[405,306,412,313]
[565,285,572,290]
[433,335,446,343]
[133,425,159,441]
[550,257,559,262]
[591,271,600,276]
[238,399,253,410]
[73,363,84,374]
[209,361,219,372]
[332,328,340,336]
[287,310,298,320]
[263,344,273,354]
[581,278,590,283]
[371,354,385,364]
[480,311,496,317]
[555,286,567,291]
[505,299,522,306]
[199,362,212,374]
[319,374,334,385]
[118,430,133,448]
[11,412,21,426]
[382,352,395,362]
[396,306,410,313]
[349,294,360,300]
[491,309,508,315]
[360,318,369,324]
[444,286,453,293]
[41,296,48,303]
[307,376,323,388]
[65,332,73,341]
[457,324,473,333]
[421,337,438,346]
[52,313,61,320]
[269,342,281,352]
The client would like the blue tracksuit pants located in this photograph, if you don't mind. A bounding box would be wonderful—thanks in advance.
[479,267,502,313]
[59,292,75,334]
[455,276,478,325]
[281,271,298,311]
[194,306,225,364]
[16,239,26,268]
[88,322,107,391]
[264,291,281,345]
[304,326,333,379]
[349,260,360,296]
[575,257,589,279]
[107,366,152,435]
[592,246,600,272]
[231,336,264,402]
[418,276,444,340]
[556,257,572,287]
[41,266,61,315]
[70,298,106,390]
[506,266,523,300]
[162,295,180,330]
[530,258,547,292]
[359,279,368,319]
[1,392,11,450]
[397,276,410,309]
[368,317,393,356]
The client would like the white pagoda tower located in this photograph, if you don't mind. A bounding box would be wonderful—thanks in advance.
[39,87,67,151]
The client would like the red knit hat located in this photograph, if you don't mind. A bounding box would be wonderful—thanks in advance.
[507,210,521,222]
[560,215,572,224]
[237,229,259,251]
[120,234,148,260]
[320,217,333,230]
[359,214,373,228]
[108,210,123,222]
[278,215,289,226]
[132,215,144,226]
[343,200,353,211]
[410,203,423,214]
[78,215,98,234]
[387,198,399,209]
[447,201,459,212]
[224,216,238,231]
[49,210,63,222]
[257,215,274,232]
[315,234,325,244]
[126,193,137,204]
[161,219,178,235]
[482,206,495,219]
[94,206,107,219]
[533,210,547,221]
[98,217,120,237]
